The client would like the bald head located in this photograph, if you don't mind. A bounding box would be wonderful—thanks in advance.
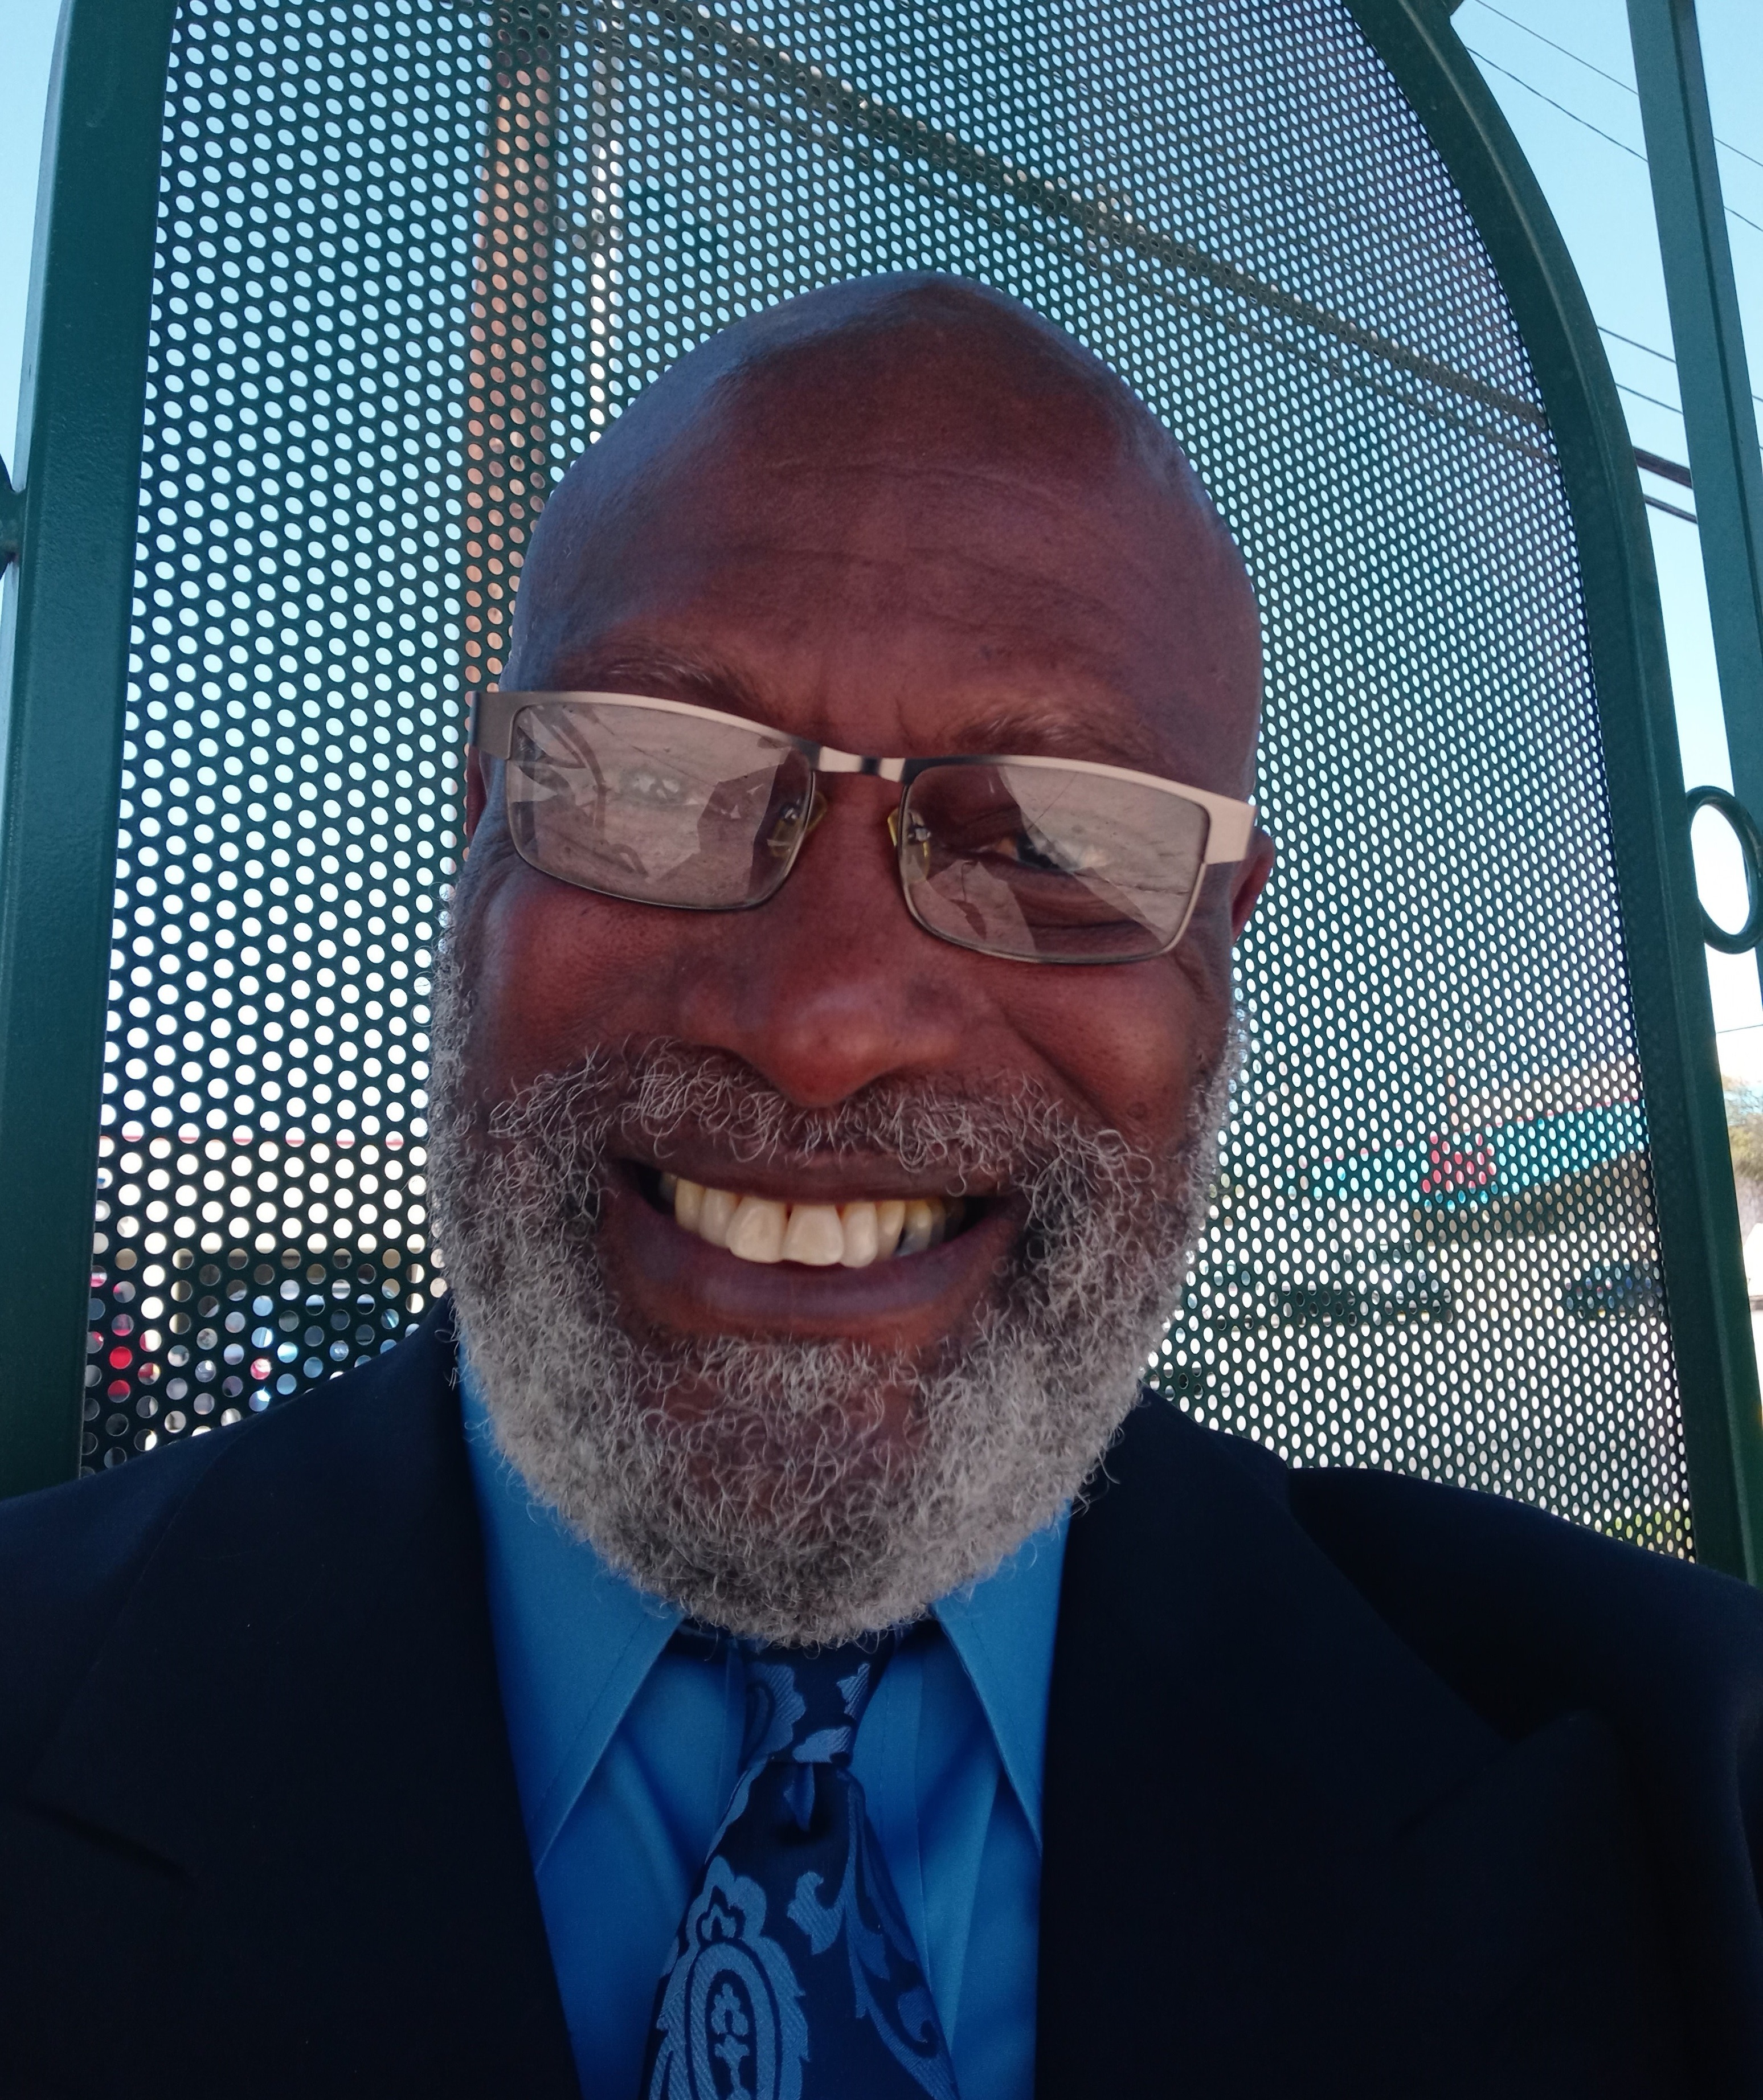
[504,273,1262,791]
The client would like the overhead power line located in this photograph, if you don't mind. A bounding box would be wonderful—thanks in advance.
[1634,447,1692,490]
[1462,45,1763,240]
[1643,493,1697,524]
[1615,378,1685,420]
[1599,325,1763,419]
[1464,48,1645,162]
[1465,0,1763,181]
[1600,325,1675,366]
[1630,440,1695,518]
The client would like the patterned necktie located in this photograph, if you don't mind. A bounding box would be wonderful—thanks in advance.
[640,1632,962,2100]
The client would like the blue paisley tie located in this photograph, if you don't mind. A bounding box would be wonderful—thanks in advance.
[639,1633,961,2100]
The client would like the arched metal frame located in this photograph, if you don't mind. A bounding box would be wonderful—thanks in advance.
[1,0,1758,1580]
[1341,0,1763,1575]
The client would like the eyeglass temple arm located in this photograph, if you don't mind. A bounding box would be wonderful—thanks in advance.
[468,689,513,759]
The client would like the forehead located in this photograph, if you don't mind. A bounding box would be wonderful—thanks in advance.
[519,393,1262,790]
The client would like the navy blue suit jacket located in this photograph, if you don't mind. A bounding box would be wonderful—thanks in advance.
[3,1305,1762,2097]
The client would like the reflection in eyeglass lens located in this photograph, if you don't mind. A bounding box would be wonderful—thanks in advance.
[506,701,815,907]
[903,762,1210,960]
[500,702,1213,959]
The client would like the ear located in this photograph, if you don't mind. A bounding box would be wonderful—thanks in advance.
[1229,825,1275,939]
[465,748,489,840]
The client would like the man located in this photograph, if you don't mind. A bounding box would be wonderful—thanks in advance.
[3,274,1762,2099]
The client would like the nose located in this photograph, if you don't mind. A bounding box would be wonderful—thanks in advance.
[670,779,971,1108]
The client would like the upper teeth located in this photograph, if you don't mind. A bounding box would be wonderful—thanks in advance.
[660,1174,960,1267]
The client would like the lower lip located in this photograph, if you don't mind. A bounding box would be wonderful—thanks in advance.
[595,1164,1021,1344]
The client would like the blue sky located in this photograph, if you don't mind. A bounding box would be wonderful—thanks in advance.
[3,0,1762,1066]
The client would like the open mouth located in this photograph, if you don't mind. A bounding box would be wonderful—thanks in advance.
[646,1168,975,1268]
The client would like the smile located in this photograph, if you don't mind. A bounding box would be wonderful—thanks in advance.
[658,1172,967,1268]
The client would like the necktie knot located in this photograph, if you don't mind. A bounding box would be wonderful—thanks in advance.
[738,1638,891,1770]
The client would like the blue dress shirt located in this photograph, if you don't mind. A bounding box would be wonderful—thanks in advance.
[460,1367,1065,2100]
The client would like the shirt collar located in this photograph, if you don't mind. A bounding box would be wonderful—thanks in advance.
[461,1369,681,1864]
[460,1357,1067,1860]
[931,1505,1066,1844]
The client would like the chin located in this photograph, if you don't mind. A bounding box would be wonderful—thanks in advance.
[424,981,1237,1641]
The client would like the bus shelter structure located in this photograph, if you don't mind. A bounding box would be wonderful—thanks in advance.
[4,0,1763,1582]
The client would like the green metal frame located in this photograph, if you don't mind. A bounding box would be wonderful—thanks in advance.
[1346,0,1763,1578]
[0,0,179,1496]
[3,0,1759,1579]
[1627,0,1763,1011]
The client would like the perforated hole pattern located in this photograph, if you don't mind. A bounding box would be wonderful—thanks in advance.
[88,0,1691,1559]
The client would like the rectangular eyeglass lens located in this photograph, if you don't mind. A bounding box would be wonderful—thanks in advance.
[903,762,1210,960]
[505,701,812,907]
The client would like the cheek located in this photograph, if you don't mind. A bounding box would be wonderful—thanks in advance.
[1006,927,1234,1148]
[462,857,697,1085]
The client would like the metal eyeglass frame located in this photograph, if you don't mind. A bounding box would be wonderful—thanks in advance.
[467,687,1258,963]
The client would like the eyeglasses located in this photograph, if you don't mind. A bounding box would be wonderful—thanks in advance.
[467,689,1257,966]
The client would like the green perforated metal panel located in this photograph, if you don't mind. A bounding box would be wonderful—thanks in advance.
[85,0,475,1455]
[77,0,1696,1556]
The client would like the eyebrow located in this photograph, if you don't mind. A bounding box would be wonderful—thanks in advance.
[542,646,1172,773]
[951,703,1167,773]
[549,646,775,724]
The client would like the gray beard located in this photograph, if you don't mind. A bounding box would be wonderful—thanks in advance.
[427,950,1237,1644]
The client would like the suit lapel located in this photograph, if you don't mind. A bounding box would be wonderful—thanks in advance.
[22,1309,580,2100]
[1037,1401,1686,2099]
[13,1333,1690,2098]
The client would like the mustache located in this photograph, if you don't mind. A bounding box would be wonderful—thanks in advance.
[463,1038,1163,1203]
